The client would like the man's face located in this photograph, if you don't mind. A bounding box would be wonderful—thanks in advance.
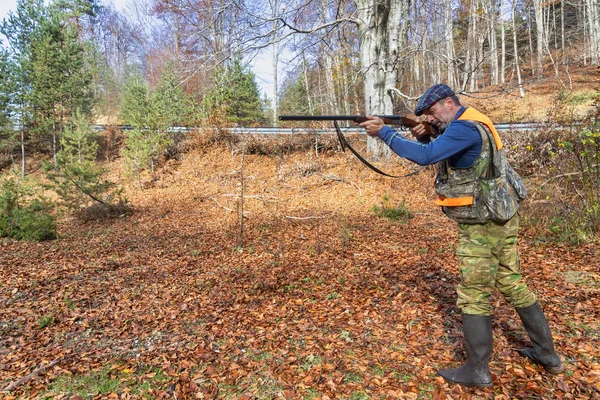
[422,98,455,131]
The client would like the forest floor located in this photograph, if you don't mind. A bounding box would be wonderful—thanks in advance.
[1,133,600,399]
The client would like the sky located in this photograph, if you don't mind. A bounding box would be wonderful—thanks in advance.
[0,0,277,100]
[0,0,126,20]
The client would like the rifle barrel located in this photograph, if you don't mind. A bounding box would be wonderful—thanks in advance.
[279,115,398,121]
[278,115,430,134]
[278,115,413,125]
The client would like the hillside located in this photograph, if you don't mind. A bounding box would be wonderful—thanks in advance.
[464,65,600,122]
[1,133,599,398]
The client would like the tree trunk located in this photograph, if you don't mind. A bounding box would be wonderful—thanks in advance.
[583,3,588,66]
[533,0,545,78]
[500,0,506,83]
[561,0,565,64]
[272,44,279,125]
[586,0,600,65]
[20,126,25,178]
[488,0,499,86]
[463,0,475,90]
[270,0,280,125]
[302,55,314,113]
[445,0,456,88]
[512,0,525,98]
[527,10,536,75]
[324,54,340,114]
[356,0,408,159]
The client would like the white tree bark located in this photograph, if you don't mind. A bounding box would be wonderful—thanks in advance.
[355,0,408,159]
[269,0,280,125]
[462,0,474,90]
[302,55,314,113]
[324,53,340,114]
[533,0,545,78]
[444,0,456,88]
[561,0,565,64]
[487,0,499,85]
[586,0,600,65]
[500,0,506,83]
[512,0,525,97]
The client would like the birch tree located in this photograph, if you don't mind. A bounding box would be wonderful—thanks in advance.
[355,0,409,158]
[512,0,524,97]
[269,0,280,126]
[445,0,457,89]
[486,0,499,85]
[533,0,546,77]
[585,0,600,65]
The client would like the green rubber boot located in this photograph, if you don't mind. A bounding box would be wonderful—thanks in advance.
[438,314,493,388]
[516,302,565,374]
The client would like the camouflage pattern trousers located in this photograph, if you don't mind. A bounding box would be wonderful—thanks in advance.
[456,214,537,316]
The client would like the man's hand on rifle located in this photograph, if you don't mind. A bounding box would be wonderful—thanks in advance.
[410,122,433,140]
[360,115,434,140]
[359,116,385,137]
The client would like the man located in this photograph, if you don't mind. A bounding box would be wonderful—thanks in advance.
[359,84,564,388]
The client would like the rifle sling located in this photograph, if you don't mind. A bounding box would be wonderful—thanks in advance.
[333,120,423,179]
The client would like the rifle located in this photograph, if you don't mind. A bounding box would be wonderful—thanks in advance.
[278,115,431,178]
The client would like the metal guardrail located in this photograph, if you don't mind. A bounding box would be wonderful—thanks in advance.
[91,122,554,134]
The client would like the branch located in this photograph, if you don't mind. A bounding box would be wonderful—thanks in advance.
[221,194,280,202]
[540,164,599,186]
[278,16,357,35]
[284,214,332,220]
[61,168,108,206]
[209,196,233,212]
[318,174,363,196]
[2,358,63,392]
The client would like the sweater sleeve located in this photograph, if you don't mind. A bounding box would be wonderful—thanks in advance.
[377,121,482,166]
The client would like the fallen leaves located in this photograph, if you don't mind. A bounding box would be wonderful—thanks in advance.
[1,147,599,399]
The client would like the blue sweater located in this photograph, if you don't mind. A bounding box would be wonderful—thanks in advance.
[377,107,482,168]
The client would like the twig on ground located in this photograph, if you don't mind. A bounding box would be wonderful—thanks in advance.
[209,196,234,212]
[318,174,363,196]
[285,214,332,220]
[540,164,599,186]
[2,358,63,392]
[221,194,280,202]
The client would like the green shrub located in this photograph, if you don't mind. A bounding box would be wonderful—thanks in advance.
[530,98,600,243]
[0,170,57,241]
[373,197,412,222]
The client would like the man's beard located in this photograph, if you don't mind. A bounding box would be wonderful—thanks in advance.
[437,121,449,132]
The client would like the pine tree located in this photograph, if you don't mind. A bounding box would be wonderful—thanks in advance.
[0,49,11,130]
[120,73,151,128]
[0,168,57,241]
[121,128,161,189]
[1,0,96,172]
[149,63,194,159]
[0,49,17,164]
[0,0,46,176]
[150,63,192,131]
[29,5,95,160]
[279,76,312,115]
[203,58,265,126]
[120,72,170,187]
[44,113,125,210]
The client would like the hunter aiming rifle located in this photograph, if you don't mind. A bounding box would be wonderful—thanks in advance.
[278,115,432,178]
